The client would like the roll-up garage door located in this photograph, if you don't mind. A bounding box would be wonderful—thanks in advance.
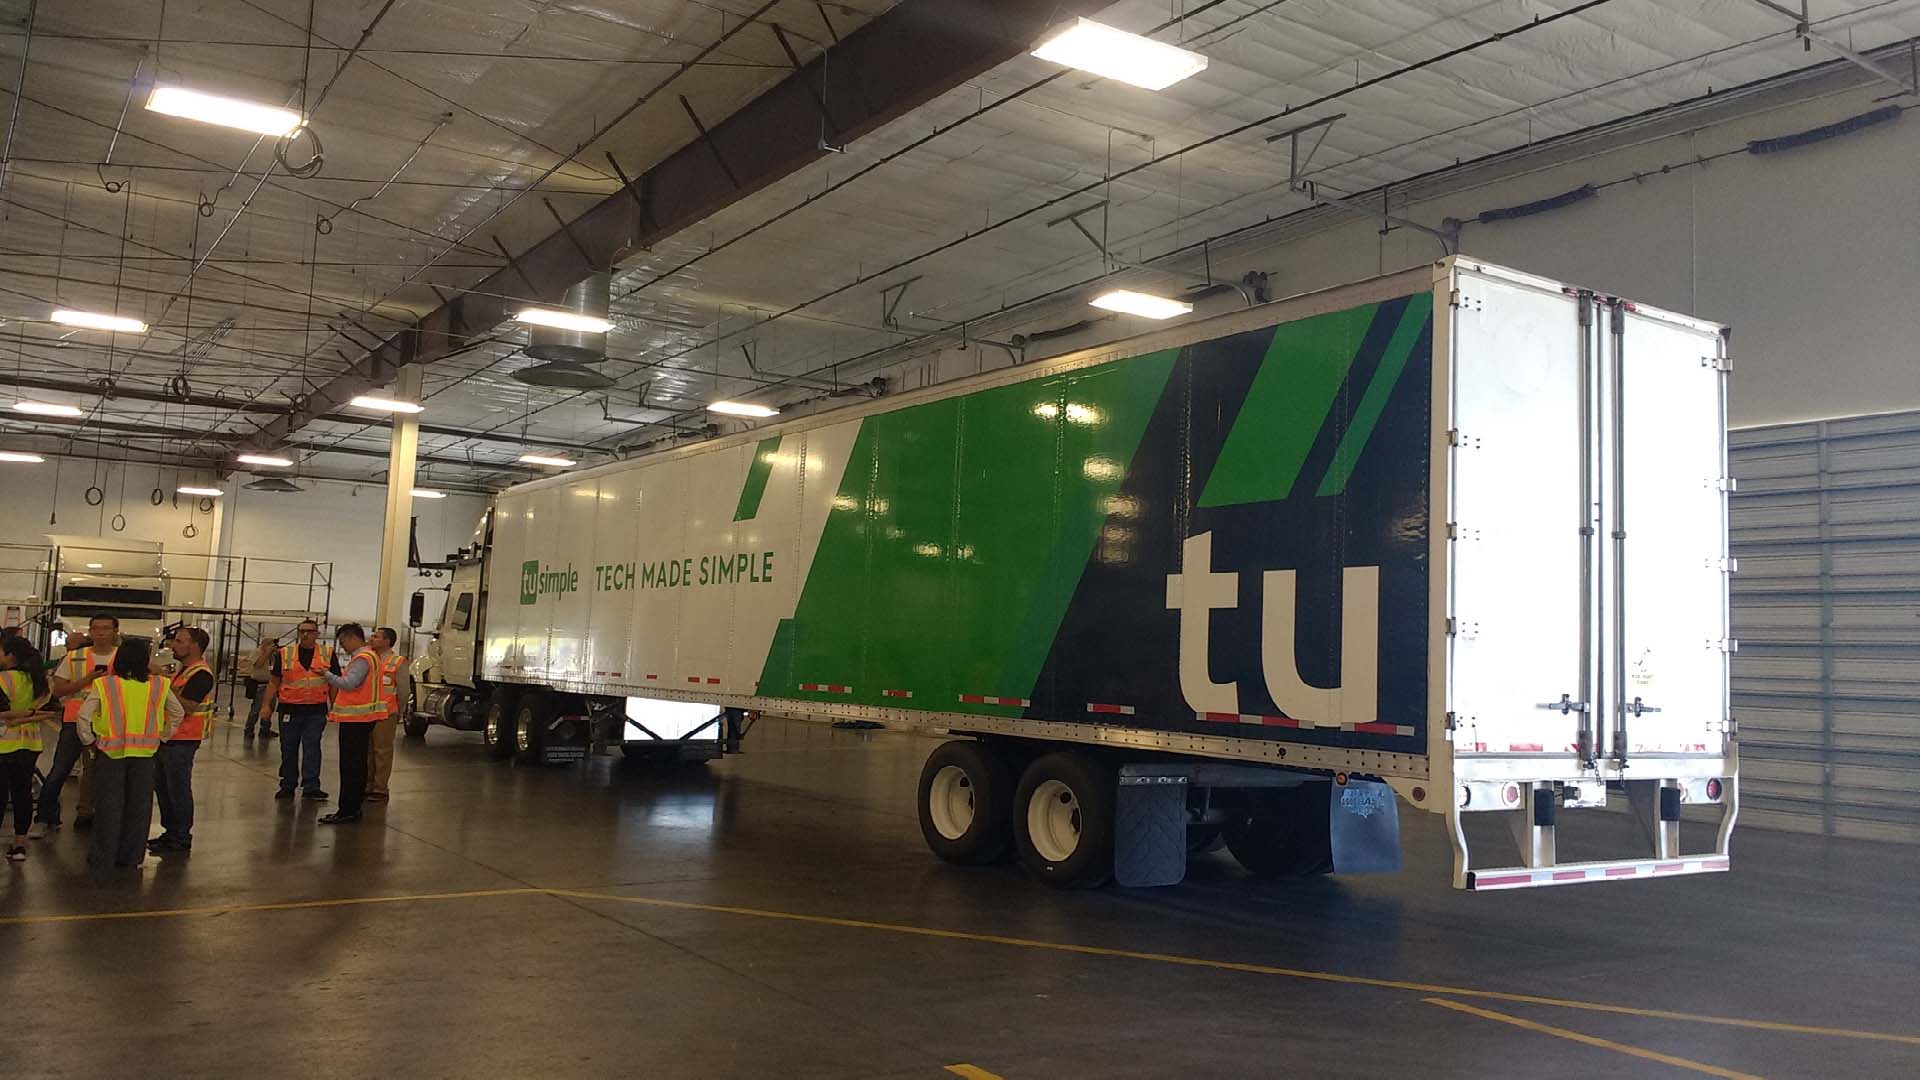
[1730,411,1920,841]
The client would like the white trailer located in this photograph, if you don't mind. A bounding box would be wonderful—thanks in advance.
[412,257,1738,890]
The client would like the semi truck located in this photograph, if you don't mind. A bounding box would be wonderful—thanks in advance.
[409,257,1739,890]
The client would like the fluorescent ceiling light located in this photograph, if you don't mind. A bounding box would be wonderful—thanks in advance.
[13,400,84,417]
[51,309,147,334]
[518,455,576,468]
[236,453,293,467]
[146,86,303,137]
[1090,289,1193,320]
[708,401,779,418]
[411,488,447,499]
[1031,18,1209,91]
[349,395,425,414]
[0,452,45,463]
[177,486,223,497]
[514,308,614,334]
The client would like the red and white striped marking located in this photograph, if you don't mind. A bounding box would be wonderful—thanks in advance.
[1088,702,1136,716]
[1467,742,1581,753]
[683,676,722,686]
[799,683,852,695]
[881,689,913,699]
[1196,713,1415,737]
[1470,856,1729,891]
[958,694,1030,708]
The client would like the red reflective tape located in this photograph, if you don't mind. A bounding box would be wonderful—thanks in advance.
[1200,712,1239,723]
[1351,722,1402,734]
[706,677,720,685]
[1262,716,1302,728]
[1604,866,1641,877]
[645,674,658,680]
[1508,743,1545,753]
[881,689,912,699]
[686,676,702,684]
[1655,862,1686,874]
[1552,870,1588,882]
[1088,703,1135,716]
[960,694,1029,707]
[1474,873,1535,888]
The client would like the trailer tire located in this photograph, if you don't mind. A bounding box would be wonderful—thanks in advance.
[1012,752,1116,890]
[403,715,430,739]
[1222,783,1335,878]
[917,740,1014,866]
[514,693,552,764]
[481,688,518,760]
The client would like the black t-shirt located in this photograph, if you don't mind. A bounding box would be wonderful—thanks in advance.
[268,645,343,678]
[177,670,215,704]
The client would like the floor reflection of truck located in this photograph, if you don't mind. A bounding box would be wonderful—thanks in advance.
[406,259,1739,892]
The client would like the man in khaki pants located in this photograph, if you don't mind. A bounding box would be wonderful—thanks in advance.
[366,627,406,803]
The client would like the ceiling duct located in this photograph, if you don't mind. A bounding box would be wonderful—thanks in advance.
[244,476,305,493]
[525,272,612,364]
[512,360,615,390]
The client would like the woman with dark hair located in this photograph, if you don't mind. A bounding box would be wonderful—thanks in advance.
[0,636,52,861]
[74,638,182,874]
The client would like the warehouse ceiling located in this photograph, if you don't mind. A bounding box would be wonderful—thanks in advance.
[0,0,1915,492]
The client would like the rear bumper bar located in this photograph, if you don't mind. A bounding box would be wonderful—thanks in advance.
[1467,854,1729,891]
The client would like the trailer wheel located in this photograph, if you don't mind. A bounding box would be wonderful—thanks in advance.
[1222,783,1335,878]
[514,693,552,764]
[403,715,430,740]
[1012,752,1116,890]
[481,688,518,760]
[917,740,1014,866]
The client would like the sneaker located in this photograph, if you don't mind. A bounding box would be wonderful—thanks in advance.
[26,822,48,840]
[274,788,295,800]
[5,843,24,862]
[148,836,191,853]
[303,790,329,801]
[317,813,361,825]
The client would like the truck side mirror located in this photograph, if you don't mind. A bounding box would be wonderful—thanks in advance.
[408,591,425,628]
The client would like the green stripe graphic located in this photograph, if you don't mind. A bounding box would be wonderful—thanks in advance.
[733,436,783,521]
[1196,302,1379,508]
[1316,292,1433,496]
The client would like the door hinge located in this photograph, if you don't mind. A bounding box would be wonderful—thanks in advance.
[1708,638,1740,653]
[1702,355,1732,372]
[1447,617,1480,639]
[1447,428,1482,450]
[1712,556,1739,573]
[1709,476,1739,493]
[1446,522,1482,542]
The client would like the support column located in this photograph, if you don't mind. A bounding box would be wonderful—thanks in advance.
[373,365,422,630]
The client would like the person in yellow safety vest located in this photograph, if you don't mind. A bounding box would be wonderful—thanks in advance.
[74,638,182,875]
[150,626,216,855]
[29,614,120,838]
[0,636,54,862]
[318,624,385,826]
[258,618,338,801]
[366,627,407,804]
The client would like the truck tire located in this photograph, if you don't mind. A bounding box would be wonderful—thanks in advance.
[1012,751,1116,890]
[482,688,519,760]
[514,692,551,765]
[403,714,430,740]
[1222,783,1335,878]
[917,740,1014,866]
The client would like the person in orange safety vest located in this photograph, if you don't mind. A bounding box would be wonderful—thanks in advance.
[150,626,215,854]
[318,624,385,826]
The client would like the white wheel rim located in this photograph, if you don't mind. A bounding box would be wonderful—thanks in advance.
[1027,779,1082,864]
[516,712,533,752]
[928,765,976,841]
[486,708,502,743]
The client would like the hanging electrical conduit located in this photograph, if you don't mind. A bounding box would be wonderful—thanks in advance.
[1444,105,1906,230]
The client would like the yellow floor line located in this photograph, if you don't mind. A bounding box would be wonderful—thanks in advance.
[0,887,543,926]
[1424,998,1764,1080]
[7,882,1916,1052]
[943,1066,1005,1080]
[545,888,1920,1048]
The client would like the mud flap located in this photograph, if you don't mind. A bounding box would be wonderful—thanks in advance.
[1329,779,1402,875]
[1114,778,1187,887]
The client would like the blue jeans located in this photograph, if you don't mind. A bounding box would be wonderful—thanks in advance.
[278,710,326,793]
[154,740,200,843]
[35,722,85,825]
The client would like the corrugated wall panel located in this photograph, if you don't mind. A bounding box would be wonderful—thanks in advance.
[1730,412,1920,842]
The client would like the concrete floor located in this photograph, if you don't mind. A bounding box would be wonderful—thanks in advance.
[2,717,1915,1079]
